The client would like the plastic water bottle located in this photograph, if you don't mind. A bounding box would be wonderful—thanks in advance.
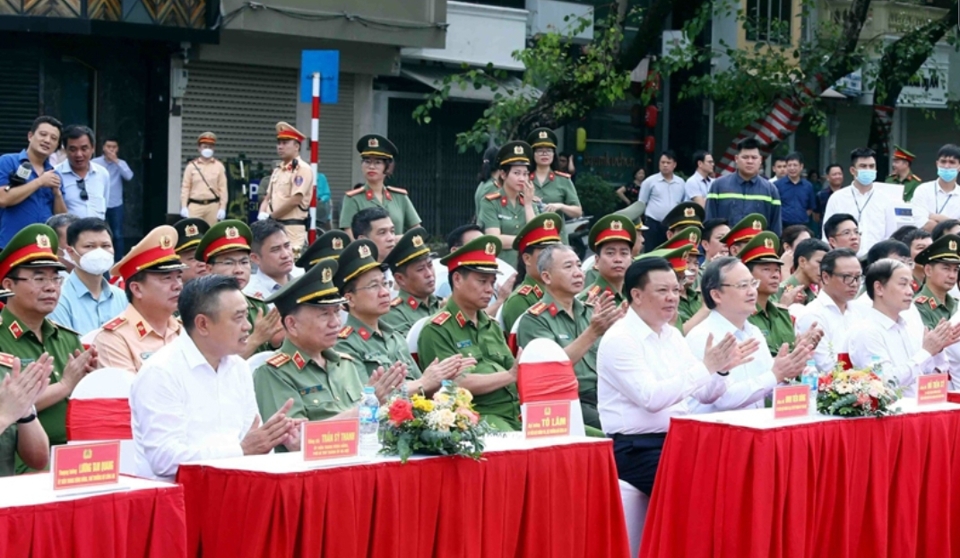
[358,386,380,458]
[871,355,884,378]
[800,359,819,416]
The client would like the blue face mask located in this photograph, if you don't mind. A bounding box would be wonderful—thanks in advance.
[937,167,959,182]
[856,169,877,185]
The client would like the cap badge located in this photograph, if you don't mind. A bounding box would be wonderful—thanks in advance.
[36,235,50,249]
[225,227,239,240]
[321,267,333,284]
[684,207,695,218]
[332,238,344,250]
[539,131,548,139]
[358,245,372,259]
[752,220,762,230]
[950,240,958,251]
[689,232,697,243]
[514,145,524,155]
[484,242,497,255]
[185,224,199,237]
[764,238,775,249]
[610,220,623,231]
[412,235,424,248]
[368,138,379,148]
[544,220,556,231]
[160,235,173,250]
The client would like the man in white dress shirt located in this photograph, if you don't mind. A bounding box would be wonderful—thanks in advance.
[850,258,959,396]
[131,275,301,481]
[823,213,861,253]
[850,240,924,337]
[686,257,812,413]
[913,144,960,231]
[796,248,864,372]
[597,257,758,496]
[55,125,108,219]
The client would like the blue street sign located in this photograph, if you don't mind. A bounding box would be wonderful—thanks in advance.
[300,50,340,104]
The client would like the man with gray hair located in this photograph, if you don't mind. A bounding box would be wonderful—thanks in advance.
[685,256,813,412]
[516,244,625,431]
[56,125,109,219]
[46,213,79,274]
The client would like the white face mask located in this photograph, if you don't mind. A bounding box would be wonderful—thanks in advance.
[201,148,214,159]
[77,248,114,276]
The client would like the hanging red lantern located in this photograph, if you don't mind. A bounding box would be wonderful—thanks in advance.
[644,136,655,153]
[645,106,658,128]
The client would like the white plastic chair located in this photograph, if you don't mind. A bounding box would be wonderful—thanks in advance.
[246,351,273,378]
[68,367,138,475]
[495,304,505,330]
[517,338,585,436]
[619,479,650,558]
[80,327,100,348]
[406,317,430,365]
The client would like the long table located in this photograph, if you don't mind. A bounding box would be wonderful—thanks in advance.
[178,435,630,558]
[0,473,186,558]
[640,399,960,558]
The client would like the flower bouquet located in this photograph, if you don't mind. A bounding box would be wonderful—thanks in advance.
[816,364,902,418]
[378,381,495,463]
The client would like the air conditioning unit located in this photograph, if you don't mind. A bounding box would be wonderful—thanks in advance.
[526,0,594,43]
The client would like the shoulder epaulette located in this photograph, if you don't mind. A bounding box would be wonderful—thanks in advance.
[555,171,571,178]
[266,353,290,368]
[103,316,127,332]
[49,320,79,336]
[390,297,403,308]
[0,352,14,368]
[528,302,548,316]
[386,185,408,195]
[338,326,353,339]
[337,352,355,361]
[433,311,452,325]
[915,296,928,304]
[518,285,533,296]
[588,285,601,298]
[485,191,502,200]
[345,186,365,197]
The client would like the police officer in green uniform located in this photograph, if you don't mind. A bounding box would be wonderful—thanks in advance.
[478,141,540,264]
[657,226,703,324]
[887,145,924,202]
[294,229,350,271]
[661,201,705,237]
[720,213,767,257]
[518,244,624,434]
[195,220,281,357]
[528,128,581,243]
[579,214,636,306]
[914,233,960,329]
[499,212,563,333]
[741,231,797,356]
[0,224,96,472]
[381,226,442,336]
[0,350,51,476]
[417,235,521,431]
[339,134,422,236]
[252,259,365,449]
[173,217,210,285]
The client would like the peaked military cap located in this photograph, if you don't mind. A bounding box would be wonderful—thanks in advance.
[384,226,432,271]
[195,220,252,263]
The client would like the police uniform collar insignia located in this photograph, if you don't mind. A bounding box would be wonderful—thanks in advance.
[610,221,622,231]
[484,242,496,255]
[684,207,695,218]
[136,321,148,339]
[548,303,559,317]
[292,352,307,370]
[369,138,379,148]
[36,235,50,249]
[225,227,239,240]
[185,224,199,237]
[513,145,524,155]
[412,235,424,247]
[160,235,173,250]
[408,297,419,309]
[8,321,22,339]
[358,328,371,341]
[544,220,556,231]
[455,311,467,328]
[332,238,344,250]
[365,189,374,201]
[321,267,333,284]
[533,285,543,297]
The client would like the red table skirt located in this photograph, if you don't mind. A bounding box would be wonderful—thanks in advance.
[0,483,187,558]
[640,409,960,558]
[179,441,630,558]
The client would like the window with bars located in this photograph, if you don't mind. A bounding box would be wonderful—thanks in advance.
[745,0,792,45]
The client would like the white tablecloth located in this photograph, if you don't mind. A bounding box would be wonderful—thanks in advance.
[0,473,176,509]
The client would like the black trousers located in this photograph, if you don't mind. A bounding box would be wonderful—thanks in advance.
[643,218,668,253]
[611,433,667,497]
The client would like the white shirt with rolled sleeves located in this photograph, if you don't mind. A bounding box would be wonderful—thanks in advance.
[597,307,727,435]
[849,307,946,397]
[911,180,960,221]
[683,173,711,202]
[684,310,776,413]
[795,290,866,373]
[130,332,258,482]
[637,173,686,222]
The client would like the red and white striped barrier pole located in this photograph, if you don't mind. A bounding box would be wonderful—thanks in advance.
[308,71,321,244]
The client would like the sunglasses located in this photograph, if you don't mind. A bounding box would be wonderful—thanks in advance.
[76,178,88,201]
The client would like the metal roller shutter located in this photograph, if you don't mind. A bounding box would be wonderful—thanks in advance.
[180,62,355,201]
[0,49,41,155]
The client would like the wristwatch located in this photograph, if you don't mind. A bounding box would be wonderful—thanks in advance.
[716,370,730,377]
[16,405,37,424]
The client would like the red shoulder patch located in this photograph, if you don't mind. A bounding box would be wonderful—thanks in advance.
[915,296,927,304]
[433,311,452,325]
[103,316,127,332]
[390,297,403,308]
[528,302,548,316]
[266,353,291,368]
[518,285,533,296]
[386,185,408,195]
[588,285,601,298]
[338,326,353,339]
[0,352,14,368]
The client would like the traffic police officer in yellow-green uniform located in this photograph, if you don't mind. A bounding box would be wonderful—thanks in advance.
[294,229,350,272]
[721,213,767,257]
[637,245,693,331]
[478,141,540,265]
[339,134,422,236]
[657,226,703,324]
[253,259,364,449]
[578,214,636,306]
[417,235,521,431]
[741,231,796,356]
[381,226,442,336]
[914,233,960,330]
[888,145,923,202]
[0,224,96,472]
[195,219,280,356]
[527,128,581,243]
[499,212,563,333]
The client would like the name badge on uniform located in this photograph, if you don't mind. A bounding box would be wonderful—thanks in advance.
[298,385,325,396]
[558,334,570,341]
[456,339,473,349]
[498,214,512,220]
[894,206,913,224]
[19,358,34,366]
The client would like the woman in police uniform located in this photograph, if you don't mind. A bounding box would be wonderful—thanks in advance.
[477,141,538,265]
[527,128,582,220]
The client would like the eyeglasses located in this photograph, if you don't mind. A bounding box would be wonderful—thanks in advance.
[720,279,761,291]
[212,258,251,268]
[361,158,386,168]
[76,178,88,201]
[833,229,861,238]
[8,275,63,287]
[830,273,864,287]
[534,149,553,156]
[355,279,394,293]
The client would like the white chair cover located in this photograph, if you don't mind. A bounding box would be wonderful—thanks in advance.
[69,367,138,475]
[406,317,430,365]
[619,479,650,558]
[517,338,585,436]
[80,327,100,348]
[247,351,274,378]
